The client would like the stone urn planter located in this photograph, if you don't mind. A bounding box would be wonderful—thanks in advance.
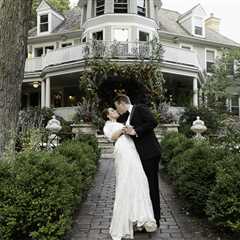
[155,123,179,136]
[71,123,97,138]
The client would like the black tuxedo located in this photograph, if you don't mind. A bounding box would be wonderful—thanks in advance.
[117,104,161,222]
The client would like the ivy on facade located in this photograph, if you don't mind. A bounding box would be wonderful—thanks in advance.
[79,37,166,110]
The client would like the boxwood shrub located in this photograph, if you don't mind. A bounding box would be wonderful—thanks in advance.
[206,153,240,231]
[0,136,100,240]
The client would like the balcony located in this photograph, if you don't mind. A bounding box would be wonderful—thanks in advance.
[25,41,201,73]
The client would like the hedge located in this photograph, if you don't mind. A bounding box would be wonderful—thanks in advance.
[161,133,240,232]
[0,136,100,240]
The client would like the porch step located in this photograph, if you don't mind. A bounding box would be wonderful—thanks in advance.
[97,135,114,159]
[97,134,163,159]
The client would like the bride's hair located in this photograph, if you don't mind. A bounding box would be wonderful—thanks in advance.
[102,108,109,121]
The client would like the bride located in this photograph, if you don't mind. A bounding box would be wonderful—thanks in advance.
[102,107,157,240]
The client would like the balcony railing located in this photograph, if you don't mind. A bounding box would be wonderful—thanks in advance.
[25,41,201,73]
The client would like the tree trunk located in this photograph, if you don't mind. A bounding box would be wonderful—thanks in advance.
[0,0,32,157]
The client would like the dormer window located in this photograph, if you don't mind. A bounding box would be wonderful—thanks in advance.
[137,0,146,16]
[114,0,128,13]
[96,0,105,16]
[40,14,49,33]
[193,17,203,36]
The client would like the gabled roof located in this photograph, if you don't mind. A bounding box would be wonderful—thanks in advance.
[29,7,81,37]
[159,8,240,47]
[178,4,207,22]
[37,0,65,19]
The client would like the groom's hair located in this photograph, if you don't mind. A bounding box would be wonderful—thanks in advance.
[114,94,131,104]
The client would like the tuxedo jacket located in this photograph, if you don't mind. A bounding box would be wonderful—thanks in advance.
[118,104,161,161]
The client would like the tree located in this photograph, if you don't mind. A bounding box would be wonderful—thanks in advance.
[0,0,32,157]
[203,48,240,111]
[31,0,70,26]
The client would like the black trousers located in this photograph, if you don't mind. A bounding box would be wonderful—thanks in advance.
[141,156,161,221]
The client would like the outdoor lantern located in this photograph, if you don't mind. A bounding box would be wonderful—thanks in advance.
[33,81,40,88]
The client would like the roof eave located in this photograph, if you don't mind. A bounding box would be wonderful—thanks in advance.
[158,30,240,48]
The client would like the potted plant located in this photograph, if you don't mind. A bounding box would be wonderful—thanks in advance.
[71,98,97,137]
[152,102,180,136]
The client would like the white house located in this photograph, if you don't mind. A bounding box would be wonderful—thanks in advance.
[23,0,240,119]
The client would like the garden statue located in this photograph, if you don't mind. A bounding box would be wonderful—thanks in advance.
[191,116,207,140]
[46,115,62,148]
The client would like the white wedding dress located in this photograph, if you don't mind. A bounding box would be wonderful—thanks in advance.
[103,121,157,240]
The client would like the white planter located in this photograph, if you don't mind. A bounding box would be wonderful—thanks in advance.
[155,123,179,135]
[71,123,96,138]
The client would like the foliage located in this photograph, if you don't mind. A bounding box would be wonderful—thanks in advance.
[0,137,99,240]
[161,132,240,232]
[73,98,97,123]
[169,142,220,214]
[203,48,240,111]
[17,107,73,151]
[206,153,240,231]
[179,106,222,137]
[161,132,193,171]
[152,102,177,124]
[31,0,70,26]
[79,38,165,114]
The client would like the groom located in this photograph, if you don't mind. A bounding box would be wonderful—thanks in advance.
[114,94,161,228]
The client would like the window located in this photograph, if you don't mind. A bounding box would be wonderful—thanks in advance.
[34,47,43,57]
[61,42,73,48]
[137,0,146,16]
[180,44,192,51]
[231,95,240,115]
[206,49,215,73]
[82,37,86,43]
[96,0,105,16]
[113,28,128,42]
[139,31,149,42]
[45,46,54,53]
[40,14,49,33]
[93,31,103,40]
[194,17,203,36]
[114,0,128,13]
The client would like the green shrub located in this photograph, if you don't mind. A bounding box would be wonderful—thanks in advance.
[179,106,221,137]
[0,151,81,240]
[170,143,222,214]
[161,132,193,173]
[76,134,101,160]
[55,140,98,190]
[0,137,100,240]
[206,153,240,231]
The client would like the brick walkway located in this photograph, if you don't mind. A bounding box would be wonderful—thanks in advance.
[67,158,230,240]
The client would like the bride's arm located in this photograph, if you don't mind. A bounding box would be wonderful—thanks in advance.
[111,128,125,141]
[103,124,125,141]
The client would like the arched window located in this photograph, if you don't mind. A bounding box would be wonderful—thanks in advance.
[114,0,128,13]
[96,0,105,16]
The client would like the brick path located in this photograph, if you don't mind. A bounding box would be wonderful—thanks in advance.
[67,158,230,240]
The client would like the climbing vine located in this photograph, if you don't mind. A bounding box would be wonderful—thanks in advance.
[79,37,166,111]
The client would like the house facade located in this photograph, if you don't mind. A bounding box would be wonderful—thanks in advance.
[23,0,240,120]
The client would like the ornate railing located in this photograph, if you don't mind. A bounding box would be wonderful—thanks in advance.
[25,41,201,73]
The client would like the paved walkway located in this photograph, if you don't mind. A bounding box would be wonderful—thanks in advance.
[67,158,231,240]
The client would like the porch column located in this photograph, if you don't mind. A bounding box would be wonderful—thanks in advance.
[87,0,93,19]
[41,80,46,108]
[45,77,51,108]
[238,96,240,119]
[130,0,137,14]
[105,0,114,13]
[193,77,198,107]
[149,0,155,18]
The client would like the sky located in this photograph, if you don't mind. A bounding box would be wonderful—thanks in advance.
[69,0,240,44]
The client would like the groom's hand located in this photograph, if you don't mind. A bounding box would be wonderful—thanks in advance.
[125,126,137,136]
